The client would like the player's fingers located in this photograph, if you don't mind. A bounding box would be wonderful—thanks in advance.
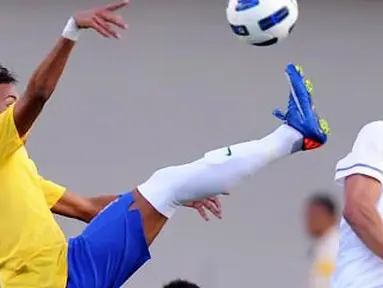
[94,16,120,38]
[197,207,209,221]
[203,200,222,219]
[193,202,202,209]
[208,196,221,210]
[91,18,112,38]
[103,0,129,12]
[99,11,128,30]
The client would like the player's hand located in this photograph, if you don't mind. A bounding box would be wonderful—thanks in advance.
[74,0,129,39]
[184,194,229,221]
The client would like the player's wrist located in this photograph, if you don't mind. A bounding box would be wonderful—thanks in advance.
[61,17,82,42]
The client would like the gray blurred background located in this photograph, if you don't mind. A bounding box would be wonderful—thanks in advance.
[0,0,382,287]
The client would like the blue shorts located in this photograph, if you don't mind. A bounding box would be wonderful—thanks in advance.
[66,192,151,288]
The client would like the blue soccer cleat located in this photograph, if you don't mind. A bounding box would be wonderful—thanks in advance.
[273,64,330,151]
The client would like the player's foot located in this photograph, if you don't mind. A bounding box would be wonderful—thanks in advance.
[273,64,330,151]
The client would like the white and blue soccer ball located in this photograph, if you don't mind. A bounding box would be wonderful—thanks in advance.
[226,0,299,46]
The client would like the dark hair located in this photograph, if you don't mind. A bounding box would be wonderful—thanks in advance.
[308,193,338,216]
[0,65,17,84]
[163,279,200,288]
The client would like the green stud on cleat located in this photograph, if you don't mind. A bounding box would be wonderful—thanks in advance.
[319,118,330,135]
[304,79,314,96]
[295,64,304,77]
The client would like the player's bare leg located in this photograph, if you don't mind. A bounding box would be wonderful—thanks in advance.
[129,189,167,245]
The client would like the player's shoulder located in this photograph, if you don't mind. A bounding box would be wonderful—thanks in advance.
[358,121,383,135]
[354,120,383,144]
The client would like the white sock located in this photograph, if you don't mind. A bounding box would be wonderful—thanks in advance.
[137,125,302,218]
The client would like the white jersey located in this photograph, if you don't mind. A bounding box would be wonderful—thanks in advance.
[331,121,383,288]
[308,226,339,288]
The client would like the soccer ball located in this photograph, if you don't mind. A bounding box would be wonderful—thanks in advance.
[226,0,299,46]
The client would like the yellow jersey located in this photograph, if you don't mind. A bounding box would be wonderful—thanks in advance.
[0,104,68,287]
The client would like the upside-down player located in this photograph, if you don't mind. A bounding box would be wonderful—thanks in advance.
[0,1,329,287]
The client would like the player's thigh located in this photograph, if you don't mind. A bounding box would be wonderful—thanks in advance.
[66,192,151,288]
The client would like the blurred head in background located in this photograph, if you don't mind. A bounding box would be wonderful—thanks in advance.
[305,193,338,239]
[163,279,200,288]
[305,193,339,288]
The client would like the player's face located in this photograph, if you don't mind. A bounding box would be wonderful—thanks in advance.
[0,84,19,112]
[305,204,328,238]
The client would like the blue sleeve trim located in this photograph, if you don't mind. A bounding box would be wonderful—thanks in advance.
[336,163,383,175]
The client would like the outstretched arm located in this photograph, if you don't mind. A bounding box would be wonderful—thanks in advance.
[14,38,75,137]
[51,191,119,223]
[13,0,129,138]
[51,191,224,223]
